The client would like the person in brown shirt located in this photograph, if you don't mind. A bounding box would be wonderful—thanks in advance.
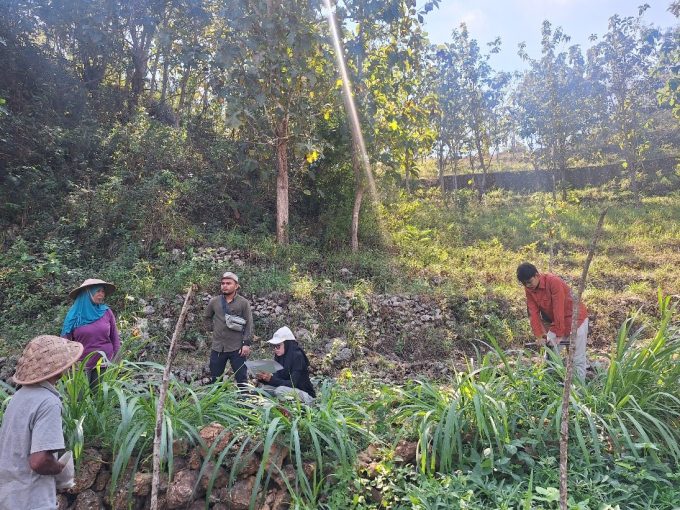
[517,262,589,380]
[203,271,253,386]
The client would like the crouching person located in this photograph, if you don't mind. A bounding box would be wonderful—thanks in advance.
[256,327,316,405]
[0,335,82,510]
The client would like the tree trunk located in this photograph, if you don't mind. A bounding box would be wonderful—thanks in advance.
[452,152,459,192]
[351,177,364,253]
[130,47,146,107]
[405,149,412,193]
[201,79,210,116]
[160,57,169,104]
[128,20,156,110]
[178,64,192,114]
[474,131,487,198]
[149,46,161,94]
[149,285,196,510]
[275,117,290,245]
[558,209,607,510]
[438,141,446,195]
[558,141,568,201]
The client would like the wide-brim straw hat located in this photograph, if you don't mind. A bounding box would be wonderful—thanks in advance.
[69,278,116,300]
[13,335,84,385]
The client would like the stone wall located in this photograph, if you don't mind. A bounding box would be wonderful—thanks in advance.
[424,157,679,193]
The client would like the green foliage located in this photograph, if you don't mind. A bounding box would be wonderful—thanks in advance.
[3,297,679,507]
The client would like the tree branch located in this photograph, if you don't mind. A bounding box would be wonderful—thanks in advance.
[149,284,196,510]
[559,208,607,510]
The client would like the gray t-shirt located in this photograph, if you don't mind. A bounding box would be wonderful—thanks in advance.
[0,382,65,510]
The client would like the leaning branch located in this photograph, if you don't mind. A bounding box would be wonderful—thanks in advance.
[559,208,607,510]
[150,284,196,510]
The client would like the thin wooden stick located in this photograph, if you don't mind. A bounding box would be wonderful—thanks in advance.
[149,284,196,510]
[559,209,607,510]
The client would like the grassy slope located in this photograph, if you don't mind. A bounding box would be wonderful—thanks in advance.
[1,189,680,509]
[0,189,679,361]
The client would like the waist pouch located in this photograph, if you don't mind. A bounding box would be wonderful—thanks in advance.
[224,314,246,332]
[221,295,247,332]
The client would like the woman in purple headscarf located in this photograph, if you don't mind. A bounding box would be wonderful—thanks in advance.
[61,278,120,388]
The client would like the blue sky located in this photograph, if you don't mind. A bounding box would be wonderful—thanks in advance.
[421,0,679,72]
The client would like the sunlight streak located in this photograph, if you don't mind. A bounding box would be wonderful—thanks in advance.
[322,0,384,221]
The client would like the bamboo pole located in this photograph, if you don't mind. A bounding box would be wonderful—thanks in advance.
[559,209,607,510]
[150,284,196,510]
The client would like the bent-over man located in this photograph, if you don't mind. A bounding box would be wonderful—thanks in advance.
[517,262,589,380]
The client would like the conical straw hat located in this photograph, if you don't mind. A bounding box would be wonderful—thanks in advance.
[68,278,116,300]
[13,335,84,385]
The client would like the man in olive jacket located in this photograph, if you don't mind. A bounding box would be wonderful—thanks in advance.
[203,271,253,385]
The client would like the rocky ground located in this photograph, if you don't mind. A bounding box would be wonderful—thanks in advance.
[53,420,417,510]
[1,247,631,386]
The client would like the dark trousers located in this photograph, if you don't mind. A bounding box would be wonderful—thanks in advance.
[210,349,247,385]
[87,367,103,391]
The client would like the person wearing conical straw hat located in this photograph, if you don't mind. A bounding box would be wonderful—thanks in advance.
[0,335,83,510]
[60,278,120,388]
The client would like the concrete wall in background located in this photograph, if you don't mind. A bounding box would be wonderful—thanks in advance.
[424,157,679,193]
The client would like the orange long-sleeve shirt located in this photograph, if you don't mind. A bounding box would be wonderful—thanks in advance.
[524,273,588,338]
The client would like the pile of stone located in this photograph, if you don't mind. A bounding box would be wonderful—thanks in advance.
[190,247,248,268]
[56,422,314,510]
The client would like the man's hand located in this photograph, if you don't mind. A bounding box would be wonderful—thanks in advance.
[256,372,271,383]
[535,335,546,347]
[239,345,251,358]
[28,451,64,476]
[55,451,75,489]
[546,331,560,347]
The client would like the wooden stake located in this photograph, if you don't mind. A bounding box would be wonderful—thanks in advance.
[559,209,607,510]
[149,284,196,510]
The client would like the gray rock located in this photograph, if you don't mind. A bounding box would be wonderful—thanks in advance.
[295,328,313,343]
[143,305,155,315]
[334,348,353,363]
[324,338,347,353]
[73,489,102,510]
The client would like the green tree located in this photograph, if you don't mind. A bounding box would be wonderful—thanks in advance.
[433,42,470,195]
[213,0,329,245]
[587,7,664,196]
[448,24,510,197]
[337,0,438,250]
[657,3,680,121]
[514,21,590,200]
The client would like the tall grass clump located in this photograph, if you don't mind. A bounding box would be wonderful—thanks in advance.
[576,291,680,464]
[56,351,371,508]
[388,293,679,479]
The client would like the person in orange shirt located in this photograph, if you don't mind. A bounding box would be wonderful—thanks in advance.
[517,262,589,380]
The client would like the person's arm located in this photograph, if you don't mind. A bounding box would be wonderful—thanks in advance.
[525,290,544,339]
[242,300,254,346]
[28,451,64,475]
[203,299,215,331]
[549,280,568,337]
[109,310,121,356]
[30,401,66,475]
[269,355,305,388]
[269,367,292,388]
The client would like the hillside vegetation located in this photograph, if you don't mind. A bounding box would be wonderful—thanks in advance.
[2,0,680,508]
